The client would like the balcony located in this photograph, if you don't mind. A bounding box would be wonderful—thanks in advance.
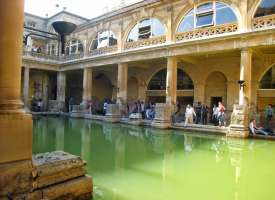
[253,14,275,30]
[124,35,166,50]
[176,23,238,42]
[90,45,118,56]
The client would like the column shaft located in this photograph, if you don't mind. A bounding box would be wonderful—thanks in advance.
[0,0,25,113]
[239,49,252,105]
[57,72,66,102]
[23,67,30,108]
[0,0,33,163]
[83,68,93,103]
[117,63,128,103]
[166,57,177,105]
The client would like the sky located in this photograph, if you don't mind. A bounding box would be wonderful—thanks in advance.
[24,0,141,19]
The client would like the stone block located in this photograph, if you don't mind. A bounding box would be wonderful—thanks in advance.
[0,160,32,198]
[105,104,121,123]
[32,151,86,189]
[152,103,172,129]
[228,104,249,138]
[0,113,33,163]
[41,175,92,200]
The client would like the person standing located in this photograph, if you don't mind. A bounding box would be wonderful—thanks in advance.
[201,104,208,125]
[103,100,108,116]
[265,104,274,127]
[218,102,226,127]
[195,102,202,124]
[212,104,219,126]
[185,104,196,126]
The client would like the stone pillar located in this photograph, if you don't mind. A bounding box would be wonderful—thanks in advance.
[57,72,66,102]
[194,81,205,104]
[117,63,128,104]
[166,57,177,106]
[57,71,66,111]
[0,0,33,196]
[229,49,252,138]
[82,68,93,104]
[42,73,49,111]
[23,67,30,109]
[239,49,252,105]
[166,6,174,43]
[152,57,177,129]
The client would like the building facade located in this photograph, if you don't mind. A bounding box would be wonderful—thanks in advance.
[22,0,275,128]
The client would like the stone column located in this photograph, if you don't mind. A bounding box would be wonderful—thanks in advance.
[42,73,49,111]
[166,6,174,43]
[152,57,177,129]
[194,81,205,104]
[57,72,66,102]
[82,68,93,104]
[229,49,252,138]
[23,67,30,109]
[117,63,128,104]
[166,57,177,106]
[57,71,66,111]
[0,1,33,196]
[239,49,252,105]
[0,0,33,163]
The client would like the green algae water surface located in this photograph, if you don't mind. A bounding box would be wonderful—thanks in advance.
[33,116,275,200]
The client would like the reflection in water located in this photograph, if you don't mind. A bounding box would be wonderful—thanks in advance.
[33,117,275,200]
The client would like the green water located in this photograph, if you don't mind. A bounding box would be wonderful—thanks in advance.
[33,116,275,200]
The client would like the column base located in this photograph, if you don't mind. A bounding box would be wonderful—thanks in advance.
[0,113,33,163]
[105,104,121,123]
[151,103,172,129]
[48,100,65,112]
[228,104,250,138]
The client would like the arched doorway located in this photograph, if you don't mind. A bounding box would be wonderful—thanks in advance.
[205,71,227,108]
[92,73,113,101]
[146,68,194,105]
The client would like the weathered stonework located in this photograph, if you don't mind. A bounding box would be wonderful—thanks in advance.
[105,104,121,123]
[228,104,250,138]
[152,103,173,129]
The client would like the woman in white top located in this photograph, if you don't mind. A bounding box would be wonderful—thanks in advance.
[185,104,196,126]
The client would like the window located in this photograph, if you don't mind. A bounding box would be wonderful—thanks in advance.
[260,66,275,89]
[147,69,194,90]
[65,39,83,55]
[254,0,275,18]
[26,20,37,28]
[90,30,117,50]
[178,1,237,32]
[127,18,165,42]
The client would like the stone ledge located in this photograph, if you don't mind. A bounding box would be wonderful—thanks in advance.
[32,151,87,189]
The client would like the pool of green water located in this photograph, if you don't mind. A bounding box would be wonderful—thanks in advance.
[33,116,275,200]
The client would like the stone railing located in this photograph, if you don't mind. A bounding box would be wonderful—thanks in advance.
[124,35,166,50]
[253,14,275,30]
[90,45,118,56]
[176,23,238,42]
[23,50,84,62]
[23,50,60,61]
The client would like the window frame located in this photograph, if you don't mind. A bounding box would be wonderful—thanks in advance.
[195,2,216,28]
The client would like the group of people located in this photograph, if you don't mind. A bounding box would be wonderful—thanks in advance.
[249,104,274,136]
[183,101,226,127]
[127,101,156,120]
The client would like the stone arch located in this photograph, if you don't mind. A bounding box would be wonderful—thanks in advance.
[127,76,139,101]
[257,63,275,82]
[174,0,241,33]
[259,64,275,89]
[146,68,194,90]
[122,16,167,43]
[205,71,228,107]
[251,0,275,18]
[92,72,113,101]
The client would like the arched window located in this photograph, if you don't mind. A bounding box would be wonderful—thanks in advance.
[260,66,275,89]
[178,1,237,32]
[90,30,117,51]
[147,69,194,90]
[127,18,165,42]
[65,39,83,55]
[254,0,275,18]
